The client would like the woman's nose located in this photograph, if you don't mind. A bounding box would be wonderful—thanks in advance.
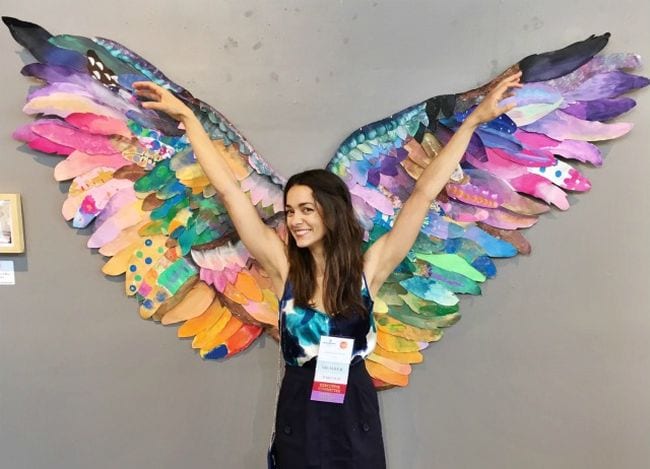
[289,213,303,224]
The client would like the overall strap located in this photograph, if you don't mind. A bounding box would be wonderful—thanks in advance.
[361,272,374,301]
[361,272,370,292]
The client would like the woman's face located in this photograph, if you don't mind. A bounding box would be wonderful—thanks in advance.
[285,185,327,249]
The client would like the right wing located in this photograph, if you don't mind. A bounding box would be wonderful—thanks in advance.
[3,16,286,359]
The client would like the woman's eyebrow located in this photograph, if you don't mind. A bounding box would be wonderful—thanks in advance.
[284,202,314,209]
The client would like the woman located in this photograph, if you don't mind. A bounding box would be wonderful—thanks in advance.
[133,71,522,468]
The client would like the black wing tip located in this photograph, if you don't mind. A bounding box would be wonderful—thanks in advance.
[2,16,35,29]
[590,32,611,47]
[520,33,613,82]
[2,16,54,55]
[2,16,53,36]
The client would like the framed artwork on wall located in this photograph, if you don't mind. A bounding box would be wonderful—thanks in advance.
[0,193,25,254]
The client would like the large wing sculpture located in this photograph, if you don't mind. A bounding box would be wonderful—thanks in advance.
[4,17,647,388]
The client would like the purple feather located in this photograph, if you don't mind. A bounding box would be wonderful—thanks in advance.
[23,66,143,120]
[367,168,380,187]
[394,147,409,162]
[544,53,643,94]
[379,154,400,177]
[565,71,650,102]
[22,63,81,81]
[562,97,637,121]
[26,81,95,101]
[553,140,603,166]
[523,109,633,141]
[437,125,487,162]
[379,166,415,202]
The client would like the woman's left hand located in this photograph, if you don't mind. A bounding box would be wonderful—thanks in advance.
[465,71,523,127]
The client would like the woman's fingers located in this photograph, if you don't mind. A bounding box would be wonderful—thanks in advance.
[132,81,167,99]
[141,101,163,110]
[495,72,522,93]
[496,77,522,95]
[133,83,158,97]
[132,81,160,90]
[134,88,159,99]
[489,72,523,106]
[504,71,523,82]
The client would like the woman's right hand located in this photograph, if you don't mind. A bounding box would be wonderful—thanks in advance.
[465,72,523,128]
[132,81,193,122]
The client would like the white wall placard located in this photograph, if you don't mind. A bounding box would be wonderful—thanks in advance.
[0,260,16,285]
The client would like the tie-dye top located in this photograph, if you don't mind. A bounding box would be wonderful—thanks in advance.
[279,275,377,367]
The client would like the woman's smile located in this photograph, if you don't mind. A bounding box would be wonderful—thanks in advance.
[292,228,312,237]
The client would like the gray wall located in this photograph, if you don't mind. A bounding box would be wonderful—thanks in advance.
[1,1,649,468]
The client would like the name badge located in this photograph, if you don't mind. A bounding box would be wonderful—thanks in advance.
[310,336,354,404]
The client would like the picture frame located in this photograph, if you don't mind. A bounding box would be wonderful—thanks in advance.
[0,193,25,254]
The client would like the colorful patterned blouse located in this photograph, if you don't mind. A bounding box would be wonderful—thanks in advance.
[279,276,377,367]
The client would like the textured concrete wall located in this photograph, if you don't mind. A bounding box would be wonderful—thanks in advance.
[1,1,649,468]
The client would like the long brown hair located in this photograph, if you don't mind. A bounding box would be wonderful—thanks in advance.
[284,169,367,317]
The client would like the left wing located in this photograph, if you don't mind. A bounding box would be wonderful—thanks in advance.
[327,33,649,389]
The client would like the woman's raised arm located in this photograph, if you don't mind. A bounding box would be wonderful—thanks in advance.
[363,73,522,296]
[133,82,288,291]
